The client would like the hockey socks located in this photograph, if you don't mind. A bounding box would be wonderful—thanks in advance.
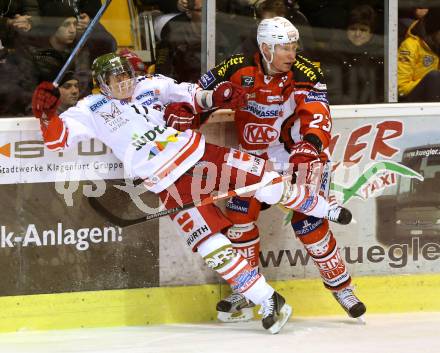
[197,233,273,305]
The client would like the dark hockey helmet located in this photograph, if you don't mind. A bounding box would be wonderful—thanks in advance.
[92,53,136,99]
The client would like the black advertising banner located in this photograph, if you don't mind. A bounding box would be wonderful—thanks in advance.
[0,180,159,296]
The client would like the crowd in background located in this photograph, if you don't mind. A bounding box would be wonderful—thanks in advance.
[0,0,439,117]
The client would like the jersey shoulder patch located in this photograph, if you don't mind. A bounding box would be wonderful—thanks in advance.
[215,54,250,78]
[292,55,324,85]
[199,54,252,89]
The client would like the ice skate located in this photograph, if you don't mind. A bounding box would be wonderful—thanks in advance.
[324,201,352,225]
[216,293,255,323]
[259,291,292,334]
[333,286,366,323]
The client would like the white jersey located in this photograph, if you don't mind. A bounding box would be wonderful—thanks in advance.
[55,74,205,193]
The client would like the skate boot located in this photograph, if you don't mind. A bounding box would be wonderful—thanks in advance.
[216,293,255,323]
[259,291,292,334]
[333,286,366,323]
[324,202,352,225]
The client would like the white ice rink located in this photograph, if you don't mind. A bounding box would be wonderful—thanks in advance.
[1,312,439,353]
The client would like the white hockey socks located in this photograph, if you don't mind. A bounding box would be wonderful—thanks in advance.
[197,233,273,305]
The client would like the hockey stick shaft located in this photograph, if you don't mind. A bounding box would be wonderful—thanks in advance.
[53,0,112,87]
[100,174,291,228]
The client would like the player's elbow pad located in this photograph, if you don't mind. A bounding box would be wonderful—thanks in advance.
[194,90,214,112]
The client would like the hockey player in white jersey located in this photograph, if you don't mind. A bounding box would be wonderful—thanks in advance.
[32,53,352,334]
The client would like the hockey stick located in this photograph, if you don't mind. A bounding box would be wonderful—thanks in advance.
[90,174,291,228]
[52,0,112,87]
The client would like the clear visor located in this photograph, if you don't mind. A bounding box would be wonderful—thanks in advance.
[99,64,136,99]
[103,64,134,84]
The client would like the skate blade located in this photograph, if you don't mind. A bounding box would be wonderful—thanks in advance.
[355,315,366,325]
[268,304,292,334]
[217,307,254,323]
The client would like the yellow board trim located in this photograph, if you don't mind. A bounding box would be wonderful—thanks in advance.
[1,274,439,333]
[100,0,132,47]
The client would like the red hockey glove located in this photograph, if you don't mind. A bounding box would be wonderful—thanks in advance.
[212,81,247,109]
[289,141,322,185]
[32,82,60,120]
[164,102,200,131]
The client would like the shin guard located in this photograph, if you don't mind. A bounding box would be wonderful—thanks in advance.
[294,216,351,290]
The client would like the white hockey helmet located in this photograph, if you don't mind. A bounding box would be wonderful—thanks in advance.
[257,17,299,65]
[257,17,299,46]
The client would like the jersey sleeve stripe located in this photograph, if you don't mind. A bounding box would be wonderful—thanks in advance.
[45,122,67,146]
[42,116,69,150]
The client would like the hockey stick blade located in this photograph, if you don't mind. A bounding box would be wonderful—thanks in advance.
[97,174,291,228]
[53,0,112,87]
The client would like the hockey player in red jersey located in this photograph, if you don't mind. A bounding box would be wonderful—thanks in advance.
[192,17,367,322]
[32,52,352,333]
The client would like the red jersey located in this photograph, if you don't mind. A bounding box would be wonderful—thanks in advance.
[199,53,332,159]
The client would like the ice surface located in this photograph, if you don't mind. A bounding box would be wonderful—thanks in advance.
[0,312,439,353]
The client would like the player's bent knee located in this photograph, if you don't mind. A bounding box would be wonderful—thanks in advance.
[226,222,260,268]
[197,233,232,259]
[226,222,258,242]
[225,196,261,224]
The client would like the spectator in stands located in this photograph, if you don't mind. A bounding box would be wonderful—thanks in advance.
[233,0,315,57]
[398,7,440,102]
[0,53,26,116]
[0,0,32,51]
[57,70,79,114]
[144,0,191,14]
[155,0,229,82]
[24,0,102,25]
[399,6,429,46]
[8,3,90,114]
[23,0,117,65]
[321,4,384,104]
[13,1,116,101]
[69,0,117,64]
[0,0,32,116]
[231,0,285,57]
[282,0,315,53]
[217,0,257,17]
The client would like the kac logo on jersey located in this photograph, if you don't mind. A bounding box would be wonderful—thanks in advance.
[244,123,279,144]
